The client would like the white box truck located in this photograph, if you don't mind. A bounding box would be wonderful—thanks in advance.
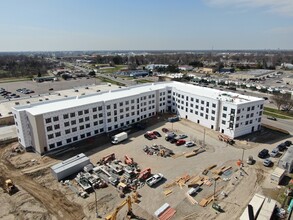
[111,132,128,144]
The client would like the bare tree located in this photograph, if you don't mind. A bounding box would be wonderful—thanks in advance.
[271,94,289,110]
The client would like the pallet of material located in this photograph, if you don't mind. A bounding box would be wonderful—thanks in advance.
[199,196,214,207]
[221,166,232,173]
[212,166,227,175]
[163,189,173,196]
[185,193,198,205]
[164,174,190,189]
[185,148,205,158]
[203,179,213,187]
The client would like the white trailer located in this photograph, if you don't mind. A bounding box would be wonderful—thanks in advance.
[111,132,128,144]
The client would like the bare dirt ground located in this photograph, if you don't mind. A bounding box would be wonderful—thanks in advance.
[0,118,291,220]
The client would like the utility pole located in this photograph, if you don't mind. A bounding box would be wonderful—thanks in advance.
[87,181,99,218]
[203,128,206,148]
[241,148,245,164]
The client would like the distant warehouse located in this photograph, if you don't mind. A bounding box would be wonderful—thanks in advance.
[12,81,264,154]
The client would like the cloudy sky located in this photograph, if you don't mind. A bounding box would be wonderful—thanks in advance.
[0,0,292,51]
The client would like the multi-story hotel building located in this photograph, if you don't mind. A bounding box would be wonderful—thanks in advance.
[12,82,264,154]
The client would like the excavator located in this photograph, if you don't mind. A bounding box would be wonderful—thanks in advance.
[137,168,151,181]
[97,153,115,165]
[4,179,18,195]
[105,195,136,220]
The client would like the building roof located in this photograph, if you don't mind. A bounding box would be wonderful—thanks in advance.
[13,82,263,116]
[257,198,276,220]
[51,153,89,173]
[271,167,286,178]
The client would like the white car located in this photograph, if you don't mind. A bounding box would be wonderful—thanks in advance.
[146,173,163,187]
[270,148,279,157]
[185,141,195,147]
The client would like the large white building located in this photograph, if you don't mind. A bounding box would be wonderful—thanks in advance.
[12,82,264,154]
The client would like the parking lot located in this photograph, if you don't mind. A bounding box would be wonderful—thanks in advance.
[2,117,293,219]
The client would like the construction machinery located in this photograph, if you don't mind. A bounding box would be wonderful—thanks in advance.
[124,155,136,166]
[4,179,18,195]
[218,134,234,145]
[97,153,115,165]
[138,168,151,181]
[105,196,135,220]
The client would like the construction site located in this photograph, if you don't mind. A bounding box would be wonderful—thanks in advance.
[0,116,292,220]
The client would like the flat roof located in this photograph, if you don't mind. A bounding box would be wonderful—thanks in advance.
[51,153,89,173]
[257,198,276,220]
[13,82,263,116]
[271,167,286,178]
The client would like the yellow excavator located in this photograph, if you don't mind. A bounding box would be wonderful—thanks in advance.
[105,195,135,220]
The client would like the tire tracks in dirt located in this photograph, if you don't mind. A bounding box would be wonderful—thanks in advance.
[0,146,85,220]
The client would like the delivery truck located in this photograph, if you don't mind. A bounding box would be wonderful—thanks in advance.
[111,132,128,144]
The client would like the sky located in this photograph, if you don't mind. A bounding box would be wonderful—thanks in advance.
[0,0,292,51]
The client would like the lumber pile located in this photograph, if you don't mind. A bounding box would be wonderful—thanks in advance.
[185,148,206,158]
[187,176,204,187]
[164,174,191,189]
[212,166,231,175]
[163,189,173,196]
[185,193,198,205]
[199,196,214,207]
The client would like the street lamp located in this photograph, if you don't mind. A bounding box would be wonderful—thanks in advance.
[86,180,99,218]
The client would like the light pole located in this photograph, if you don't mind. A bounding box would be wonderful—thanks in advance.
[87,180,99,218]
[203,128,206,148]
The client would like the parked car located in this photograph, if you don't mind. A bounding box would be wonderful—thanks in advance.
[277,143,287,151]
[185,141,195,147]
[267,116,277,121]
[263,158,273,167]
[49,88,54,91]
[153,131,161,137]
[146,173,164,187]
[178,134,188,139]
[258,149,269,159]
[169,138,177,144]
[285,140,292,147]
[144,133,153,140]
[165,132,176,141]
[247,155,254,165]
[270,148,279,157]
[162,128,169,133]
[176,139,186,146]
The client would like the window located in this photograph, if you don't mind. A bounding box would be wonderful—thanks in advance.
[86,123,90,128]
[71,120,76,125]
[206,102,209,107]
[73,136,78,141]
[211,116,215,121]
[99,120,103,124]
[53,116,59,121]
[57,141,62,146]
[94,130,99,134]
[246,114,249,119]
[85,116,90,121]
[48,134,54,139]
[201,107,204,111]
[222,113,226,118]
[72,127,77,132]
[107,118,111,123]
[245,121,248,125]
[63,114,69,119]
[45,118,52,124]
[80,134,85,139]
[79,118,84,123]
[94,121,98,126]
[250,120,253,124]
[236,124,239,128]
[84,109,89,114]
[201,100,204,104]
[126,100,129,105]
[206,109,209,113]
[54,124,60,129]
[222,120,226,125]
[252,106,255,110]
[106,105,111,110]
[231,109,235,115]
[92,107,97,112]
[100,128,104,133]
[55,132,61,137]
[70,112,75,117]
[114,103,117,109]
[260,104,263,109]
[259,111,262,116]
[65,129,70,134]
[250,113,254,117]
[200,113,203,117]
[64,122,70,127]
[98,106,102,111]
[86,132,91,137]
[247,107,251,111]
[66,138,71,143]
[223,106,227,111]
[212,103,216,108]
[47,126,53,132]
[196,99,199,103]
[212,110,215,114]
[120,115,124,119]
[93,114,97,119]
[108,126,112,131]
[119,102,123,106]
[80,125,84,130]
[237,109,241,114]
[120,109,124,113]
[49,143,55,149]
[78,111,83,116]
[205,115,208,119]
[98,113,103,117]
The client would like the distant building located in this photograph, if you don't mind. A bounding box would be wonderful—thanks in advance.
[12,81,264,154]
[278,148,293,173]
[178,65,193,71]
[281,63,293,70]
[145,64,169,70]
[219,67,235,74]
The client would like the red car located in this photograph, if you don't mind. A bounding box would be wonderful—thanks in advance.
[176,139,186,146]
[162,128,169,133]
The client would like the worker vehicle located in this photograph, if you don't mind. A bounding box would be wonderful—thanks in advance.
[146,173,163,187]
[270,148,279,157]
[176,139,186,146]
[258,149,269,159]
[185,141,195,147]
[218,134,234,145]
[277,143,287,151]
[165,132,177,141]
[178,134,188,139]
[111,132,128,144]
[246,155,254,165]
[263,158,273,167]
[97,153,115,165]
[285,140,292,146]
[105,196,135,220]
[4,179,18,195]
